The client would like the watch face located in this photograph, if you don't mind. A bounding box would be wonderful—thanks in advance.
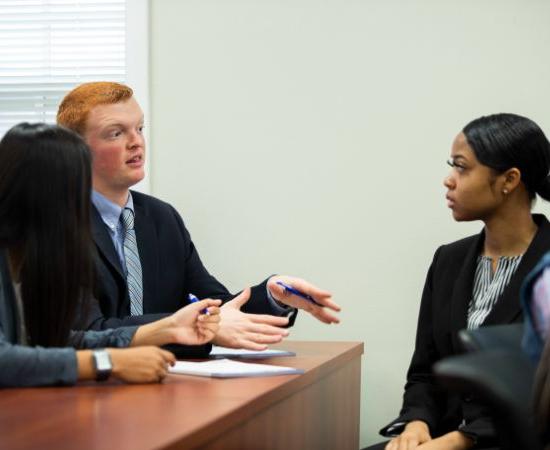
[95,351,112,371]
[93,350,112,381]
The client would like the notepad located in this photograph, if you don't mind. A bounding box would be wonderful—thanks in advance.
[209,345,296,359]
[169,358,304,378]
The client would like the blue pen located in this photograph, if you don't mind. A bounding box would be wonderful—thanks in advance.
[188,293,209,315]
[275,281,323,307]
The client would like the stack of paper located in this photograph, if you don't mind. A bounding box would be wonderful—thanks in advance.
[209,346,295,359]
[169,358,304,378]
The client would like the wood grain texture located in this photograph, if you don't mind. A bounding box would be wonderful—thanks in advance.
[0,341,363,450]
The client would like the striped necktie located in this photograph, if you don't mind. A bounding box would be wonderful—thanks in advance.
[121,208,143,316]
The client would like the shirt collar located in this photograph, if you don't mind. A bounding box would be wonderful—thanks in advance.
[91,190,134,231]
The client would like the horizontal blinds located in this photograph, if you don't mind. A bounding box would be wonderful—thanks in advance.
[0,0,126,137]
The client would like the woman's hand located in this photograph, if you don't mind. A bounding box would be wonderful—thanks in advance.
[131,299,222,347]
[385,421,432,450]
[169,298,222,345]
[109,347,175,383]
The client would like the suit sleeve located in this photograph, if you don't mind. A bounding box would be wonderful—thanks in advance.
[172,208,232,302]
[380,247,447,436]
[170,206,298,325]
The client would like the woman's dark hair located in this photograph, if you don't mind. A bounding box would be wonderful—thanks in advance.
[463,113,550,201]
[0,123,94,347]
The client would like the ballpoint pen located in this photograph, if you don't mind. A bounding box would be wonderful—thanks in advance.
[188,293,209,315]
[275,281,323,307]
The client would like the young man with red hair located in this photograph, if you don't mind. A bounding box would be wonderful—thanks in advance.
[57,82,341,355]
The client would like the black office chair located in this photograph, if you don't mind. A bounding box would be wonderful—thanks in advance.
[434,349,542,450]
[458,323,524,353]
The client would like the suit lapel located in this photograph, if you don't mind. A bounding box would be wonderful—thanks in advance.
[483,215,550,326]
[449,232,484,350]
[133,194,158,314]
[91,205,125,279]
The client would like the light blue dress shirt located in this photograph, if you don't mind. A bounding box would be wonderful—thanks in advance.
[92,190,134,275]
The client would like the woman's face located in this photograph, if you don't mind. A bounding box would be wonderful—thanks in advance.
[444,132,505,222]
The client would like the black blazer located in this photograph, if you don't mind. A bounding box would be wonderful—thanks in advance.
[85,191,297,346]
[381,214,550,445]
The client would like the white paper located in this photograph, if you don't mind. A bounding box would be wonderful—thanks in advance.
[169,358,304,378]
[209,345,296,359]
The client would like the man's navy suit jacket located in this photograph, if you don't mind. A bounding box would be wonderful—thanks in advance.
[85,191,297,356]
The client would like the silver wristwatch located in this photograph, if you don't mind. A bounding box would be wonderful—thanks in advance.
[92,349,113,381]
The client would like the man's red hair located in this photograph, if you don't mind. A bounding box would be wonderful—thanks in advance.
[57,81,133,135]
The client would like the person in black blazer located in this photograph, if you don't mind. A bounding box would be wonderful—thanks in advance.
[366,114,550,450]
[56,82,341,355]
[0,123,222,387]
[520,251,550,449]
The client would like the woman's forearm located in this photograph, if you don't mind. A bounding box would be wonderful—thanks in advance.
[130,317,176,347]
[76,350,95,380]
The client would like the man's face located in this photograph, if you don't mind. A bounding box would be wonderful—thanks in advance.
[84,97,145,199]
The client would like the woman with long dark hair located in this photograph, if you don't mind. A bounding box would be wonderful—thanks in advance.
[366,114,550,450]
[0,123,222,387]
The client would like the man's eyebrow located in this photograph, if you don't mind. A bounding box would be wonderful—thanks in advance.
[101,119,142,128]
[98,115,145,129]
[101,122,124,128]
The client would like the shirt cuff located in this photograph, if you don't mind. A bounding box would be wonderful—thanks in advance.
[384,422,407,437]
[265,284,295,316]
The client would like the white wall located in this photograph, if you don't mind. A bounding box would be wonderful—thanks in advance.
[149,1,550,446]
[126,0,151,193]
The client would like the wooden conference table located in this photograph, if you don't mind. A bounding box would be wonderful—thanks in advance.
[0,341,363,450]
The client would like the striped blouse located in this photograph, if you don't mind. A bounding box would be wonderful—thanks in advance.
[467,254,523,329]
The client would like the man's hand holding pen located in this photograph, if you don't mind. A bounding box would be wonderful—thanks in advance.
[267,275,341,324]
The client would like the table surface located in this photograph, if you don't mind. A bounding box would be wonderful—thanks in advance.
[0,340,364,450]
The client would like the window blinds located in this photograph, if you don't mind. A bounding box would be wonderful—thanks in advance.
[0,0,126,137]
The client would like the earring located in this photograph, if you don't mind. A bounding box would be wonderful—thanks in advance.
[503,189,509,194]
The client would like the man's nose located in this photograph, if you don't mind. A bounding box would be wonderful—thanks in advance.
[128,130,144,148]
